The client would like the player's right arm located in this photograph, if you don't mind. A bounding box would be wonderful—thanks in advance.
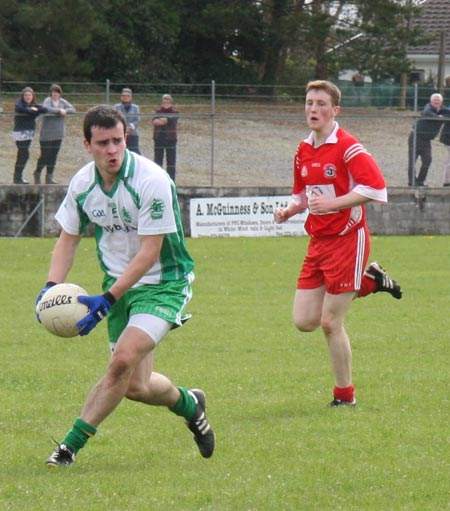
[274,189,308,224]
[35,230,82,319]
[275,143,309,224]
[47,230,82,284]
[274,200,307,224]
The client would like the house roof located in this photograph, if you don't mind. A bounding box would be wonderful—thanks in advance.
[409,0,450,55]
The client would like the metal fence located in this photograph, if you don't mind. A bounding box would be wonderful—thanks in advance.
[0,78,445,107]
[1,80,449,189]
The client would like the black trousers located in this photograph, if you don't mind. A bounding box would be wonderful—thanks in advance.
[14,139,32,182]
[154,142,177,181]
[408,131,432,185]
[35,139,63,176]
[126,134,140,154]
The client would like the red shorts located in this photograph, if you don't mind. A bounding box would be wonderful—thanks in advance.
[297,225,370,294]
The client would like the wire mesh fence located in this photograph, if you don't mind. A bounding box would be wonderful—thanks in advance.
[1,80,449,188]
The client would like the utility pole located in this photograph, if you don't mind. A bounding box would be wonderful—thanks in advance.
[438,31,446,95]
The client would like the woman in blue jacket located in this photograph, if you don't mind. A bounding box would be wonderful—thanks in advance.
[12,87,47,184]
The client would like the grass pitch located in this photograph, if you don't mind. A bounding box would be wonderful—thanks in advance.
[0,235,449,511]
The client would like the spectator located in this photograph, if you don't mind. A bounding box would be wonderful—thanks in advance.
[12,87,47,184]
[274,80,402,407]
[439,119,450,186]
[114,88,141,154]
[407,93,450,186]
[34,84,76,185]
[153,94,179,181]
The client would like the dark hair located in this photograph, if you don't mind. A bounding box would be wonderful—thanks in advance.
[83,105,127,142]
[50,84,63,94]
[21,86,36,103]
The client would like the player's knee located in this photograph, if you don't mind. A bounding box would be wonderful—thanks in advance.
[108,353,135,382]
[125,384,144,402]
[320,316,341,336]
[293,315,320,332]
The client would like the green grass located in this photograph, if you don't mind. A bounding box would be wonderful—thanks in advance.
[1,236,449,511]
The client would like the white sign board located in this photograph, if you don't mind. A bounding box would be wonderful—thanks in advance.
[190,196,307,238]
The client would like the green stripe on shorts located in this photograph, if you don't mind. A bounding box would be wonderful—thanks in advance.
[103,272,194,342]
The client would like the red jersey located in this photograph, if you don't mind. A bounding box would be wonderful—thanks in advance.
[293,123,387,237]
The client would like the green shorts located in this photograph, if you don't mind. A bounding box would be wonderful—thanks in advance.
[103,272,194,343]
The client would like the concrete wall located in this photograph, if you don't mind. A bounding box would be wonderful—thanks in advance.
[1,185,450,237]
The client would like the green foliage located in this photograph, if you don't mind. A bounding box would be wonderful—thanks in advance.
[86,0,183,82]
[1,235,449,510]
[0,0,97,80]
[338,0,425,81]
[0,0,428,86]
[175,0,264,83]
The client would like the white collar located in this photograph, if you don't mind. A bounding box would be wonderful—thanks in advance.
[304,122,339,146]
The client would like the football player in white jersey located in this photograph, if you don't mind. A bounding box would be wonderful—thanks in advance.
[36,105,214,466]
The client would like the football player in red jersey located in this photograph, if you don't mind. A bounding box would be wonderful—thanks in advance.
[274,80,402,407]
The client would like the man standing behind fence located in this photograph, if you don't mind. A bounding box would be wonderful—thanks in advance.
[407,93,450,187]
[153,94,178,181]
[439,117,450,187]
[114,88,141,154]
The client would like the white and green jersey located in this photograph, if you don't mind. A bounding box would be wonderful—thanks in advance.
[55,149,194,285]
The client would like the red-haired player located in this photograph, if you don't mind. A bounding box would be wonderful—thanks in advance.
[274,80,402,407]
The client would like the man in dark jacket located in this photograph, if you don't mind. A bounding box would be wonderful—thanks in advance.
[408,93,450,186]
[439,117,450,186]
[152,94,179,181]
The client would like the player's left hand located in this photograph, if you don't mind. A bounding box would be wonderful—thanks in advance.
[308,189,331,215]
[76,292,116,336]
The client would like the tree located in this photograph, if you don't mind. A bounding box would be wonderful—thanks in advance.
[253,1,363,84]
[0,0,431,90]
[174,0,264,83]
[337,0,425,82]
[301,0,355,80]
[85,0,183,83]
[0,0,97,80]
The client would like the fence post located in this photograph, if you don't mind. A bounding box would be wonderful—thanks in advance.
[411,84,419,185]
[14,195,45,238]
[40,193,45,237]
[413,83,418,113]
[410,120,417,186]
[210,80,215,187]
[106,79,110,104]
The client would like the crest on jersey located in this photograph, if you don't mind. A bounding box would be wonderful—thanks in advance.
[150,199,165,220]
[324,164,336,179]
[301,165,308,177]
[121,207,132,223]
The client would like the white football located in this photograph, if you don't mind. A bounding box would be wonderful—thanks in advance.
[36,283,89,338]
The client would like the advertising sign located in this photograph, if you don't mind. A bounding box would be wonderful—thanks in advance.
[190,196,307,238]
